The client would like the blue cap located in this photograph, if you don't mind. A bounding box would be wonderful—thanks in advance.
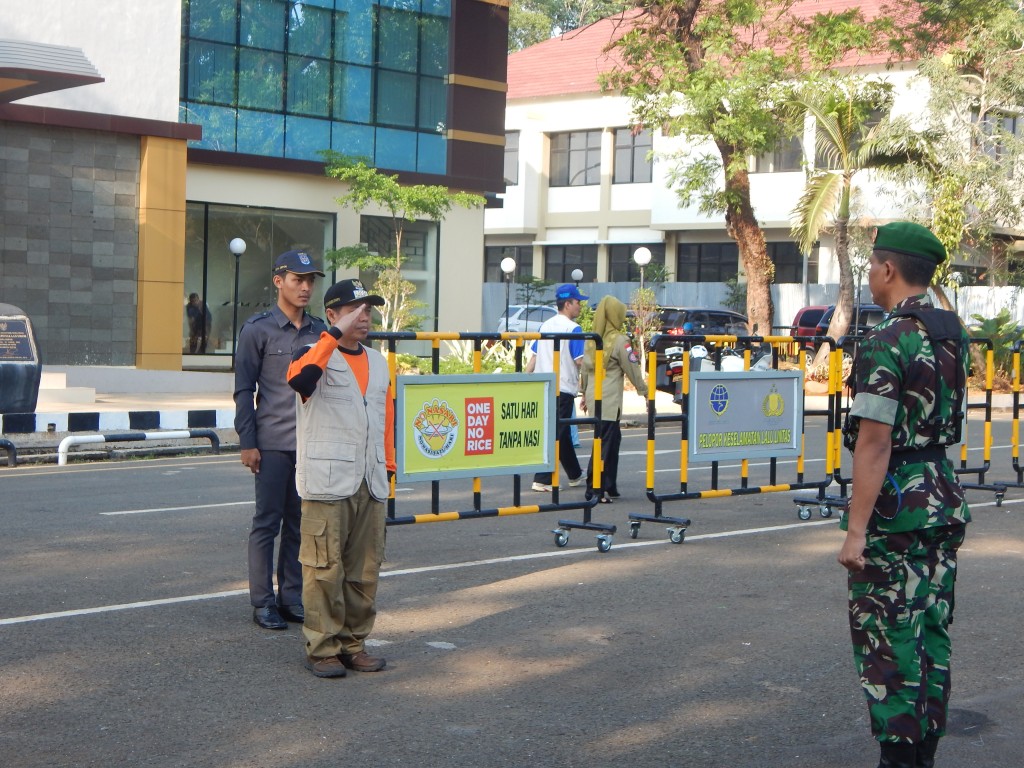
[273,249,325,276]
[554,284,588,302]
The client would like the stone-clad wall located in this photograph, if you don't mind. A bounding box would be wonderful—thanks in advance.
[0,121,140,365]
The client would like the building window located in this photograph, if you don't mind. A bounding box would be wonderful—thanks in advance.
[972,109,1021,166]
[768,242,816,283]
[550,130,601,187]
[613,128,653,183]
[180,0,450,174]
[485,245,534,282]
[754,136,803,173]
[544,244,598,281]
[504,131,519,186]
[183,201,335,356]
[676,243,740,282]
[608,243,665,281]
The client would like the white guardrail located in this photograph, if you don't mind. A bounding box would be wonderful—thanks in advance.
[57,429,220,466]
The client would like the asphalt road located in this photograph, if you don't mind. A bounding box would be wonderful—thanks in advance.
[1,417,1021,768]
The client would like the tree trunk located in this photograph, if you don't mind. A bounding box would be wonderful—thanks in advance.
[720,148,774,336]
[815,217,855,366]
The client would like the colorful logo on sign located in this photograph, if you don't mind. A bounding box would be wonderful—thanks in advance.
[708,384,729,416]
[413,399,459,458]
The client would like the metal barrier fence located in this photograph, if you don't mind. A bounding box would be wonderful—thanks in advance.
[0,437,15,467]
[370,331,620,552]
[632,333,845,541]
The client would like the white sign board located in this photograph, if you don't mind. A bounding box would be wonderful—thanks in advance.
[688,371,804,463]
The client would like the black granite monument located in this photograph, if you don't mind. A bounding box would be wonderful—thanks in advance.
[0,303,41,414]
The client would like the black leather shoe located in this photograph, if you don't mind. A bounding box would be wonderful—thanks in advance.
[278,604,304,623]
[253,606,287,630]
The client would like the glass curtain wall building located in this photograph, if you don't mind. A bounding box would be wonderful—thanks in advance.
[178,0,469,358]
[180,0,450,173]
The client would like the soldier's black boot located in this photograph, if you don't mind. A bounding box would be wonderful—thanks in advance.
[877,741,916,768]
[916,733,940,768]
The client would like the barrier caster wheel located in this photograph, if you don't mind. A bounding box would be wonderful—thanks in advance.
[629,521,641,539]
[553,528,569,548]
[798,506,812,521]
[996,494,1005,507]
[819,505,833,518]
[669,527,686,544]
[596,535,612,553]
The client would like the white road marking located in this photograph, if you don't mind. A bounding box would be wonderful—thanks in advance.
[101,501,252,516]
[0,519,837,626]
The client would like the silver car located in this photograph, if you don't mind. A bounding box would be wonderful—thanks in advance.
[497,304,558,333]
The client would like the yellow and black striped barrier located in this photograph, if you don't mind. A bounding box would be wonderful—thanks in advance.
[367,330,618,552]
[630,334,847,542]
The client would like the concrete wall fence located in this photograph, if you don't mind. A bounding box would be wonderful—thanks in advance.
[480,282,1020,335]
[0,120,140,365]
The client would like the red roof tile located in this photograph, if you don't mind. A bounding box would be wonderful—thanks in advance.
[508,0,910,101]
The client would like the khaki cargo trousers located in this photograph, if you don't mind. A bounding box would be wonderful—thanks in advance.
[299,481,386,660]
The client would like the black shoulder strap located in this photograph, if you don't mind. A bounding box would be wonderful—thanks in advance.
[888,306,965,445]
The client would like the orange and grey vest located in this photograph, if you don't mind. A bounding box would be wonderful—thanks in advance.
[295,345,390,502]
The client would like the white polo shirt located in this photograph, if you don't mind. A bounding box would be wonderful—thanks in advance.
[530,313,584,395]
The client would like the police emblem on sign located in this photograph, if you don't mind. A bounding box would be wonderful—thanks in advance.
[762,384,785,417]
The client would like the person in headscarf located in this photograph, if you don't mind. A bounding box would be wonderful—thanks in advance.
[579,295,648,502]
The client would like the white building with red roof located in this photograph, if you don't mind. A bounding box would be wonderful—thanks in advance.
[483,5,1013,325]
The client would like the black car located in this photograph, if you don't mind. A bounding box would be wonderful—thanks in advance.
[651,307,750,393]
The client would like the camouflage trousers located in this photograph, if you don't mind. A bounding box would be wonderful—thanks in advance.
[847,523,967,743]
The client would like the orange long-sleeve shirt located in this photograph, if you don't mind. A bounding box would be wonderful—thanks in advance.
[288,329,396,473]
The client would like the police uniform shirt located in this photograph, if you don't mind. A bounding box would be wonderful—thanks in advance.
[233,306,328,452]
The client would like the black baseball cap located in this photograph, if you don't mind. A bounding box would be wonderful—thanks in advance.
[272,249,325,276]
[324,278,385,309]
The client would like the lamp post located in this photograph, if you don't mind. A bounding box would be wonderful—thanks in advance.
[571,268,583,287]
[229,237,247,370]
[500,256,516,332]
[633,246,652,291]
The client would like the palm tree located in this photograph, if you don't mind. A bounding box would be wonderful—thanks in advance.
[789,84,916,365]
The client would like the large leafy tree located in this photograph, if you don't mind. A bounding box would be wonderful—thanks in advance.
[509,0,629,51]
[878,3,1024,296]
[322,153,485,333]
[605,1,884,336]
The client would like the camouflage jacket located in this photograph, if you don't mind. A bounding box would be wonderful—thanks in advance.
[842,294,971,534]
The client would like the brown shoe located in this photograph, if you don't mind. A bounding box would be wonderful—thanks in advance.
[339,650,386,672]
[304,655,347,678]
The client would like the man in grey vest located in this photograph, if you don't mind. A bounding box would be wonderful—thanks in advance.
[287,279,396,678]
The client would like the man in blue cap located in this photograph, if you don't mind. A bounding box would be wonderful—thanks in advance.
[234,249,328,630]
[525,283,587,492]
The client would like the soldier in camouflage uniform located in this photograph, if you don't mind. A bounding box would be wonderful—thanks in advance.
[839,222,971,768]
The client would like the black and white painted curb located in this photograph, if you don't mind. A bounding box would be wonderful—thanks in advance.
[1,408,236,435]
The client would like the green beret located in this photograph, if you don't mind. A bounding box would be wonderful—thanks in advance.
[873,222,946,264]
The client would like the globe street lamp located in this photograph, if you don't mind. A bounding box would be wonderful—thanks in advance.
[571,268,583,286]
[500,256,516,333]
[633,246,652,291]
[229,237,247,370]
